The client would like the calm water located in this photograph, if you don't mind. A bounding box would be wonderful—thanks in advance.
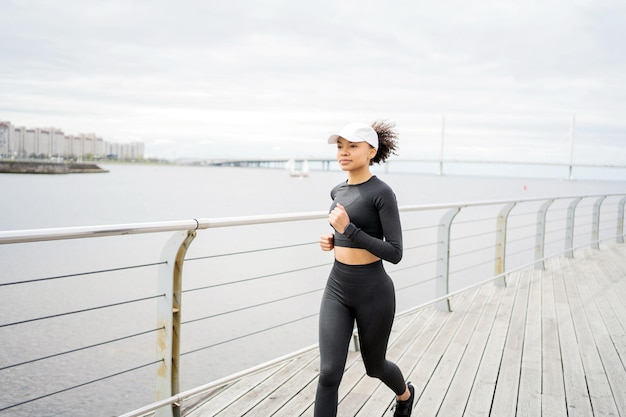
[0,163,625,417]
[2,162,625,230]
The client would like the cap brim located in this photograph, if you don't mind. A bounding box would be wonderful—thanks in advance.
[327,133,369,144]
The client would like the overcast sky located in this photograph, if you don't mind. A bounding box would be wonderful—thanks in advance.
[1,0,625,163]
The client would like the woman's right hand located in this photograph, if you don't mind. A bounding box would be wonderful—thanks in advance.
[319,233,334,251]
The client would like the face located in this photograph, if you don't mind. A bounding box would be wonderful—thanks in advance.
[335,137,376,171]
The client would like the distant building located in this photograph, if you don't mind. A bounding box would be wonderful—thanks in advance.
[0,122,10,155]
[0,120,144,160]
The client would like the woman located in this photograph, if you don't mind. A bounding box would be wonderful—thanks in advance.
[315,121,415,417]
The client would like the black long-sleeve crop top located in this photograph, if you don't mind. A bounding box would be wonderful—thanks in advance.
[329,176,403,264]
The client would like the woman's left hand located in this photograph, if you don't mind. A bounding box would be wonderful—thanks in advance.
[329,203,350,234]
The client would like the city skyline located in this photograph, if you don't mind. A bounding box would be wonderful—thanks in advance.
[0,119,144,160]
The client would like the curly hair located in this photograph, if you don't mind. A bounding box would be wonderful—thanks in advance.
[370,120,399,165]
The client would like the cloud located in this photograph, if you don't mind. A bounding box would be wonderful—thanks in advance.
[0,0,624,163]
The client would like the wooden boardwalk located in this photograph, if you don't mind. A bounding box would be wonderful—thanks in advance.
[182,243,626,417]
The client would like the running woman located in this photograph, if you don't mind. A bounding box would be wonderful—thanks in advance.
[314,121,415,417]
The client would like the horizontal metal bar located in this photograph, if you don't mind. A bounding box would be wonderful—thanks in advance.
[0,212,327,245]
[2,194,622,245]
[195,210,328,228]
[399,194,624,215]
[0,220,201,245]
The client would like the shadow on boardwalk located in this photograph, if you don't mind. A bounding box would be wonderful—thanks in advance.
[183,243,626,417]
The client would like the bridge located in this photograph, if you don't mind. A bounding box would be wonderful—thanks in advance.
[189,158,626,180]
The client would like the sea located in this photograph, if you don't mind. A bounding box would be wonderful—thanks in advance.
[0,161,625,417]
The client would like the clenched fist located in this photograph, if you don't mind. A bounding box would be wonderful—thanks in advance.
[328,203,350,234]
[319,233,334,251]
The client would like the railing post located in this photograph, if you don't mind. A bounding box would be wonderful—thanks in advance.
[591,196,607,249]
[494,202,516,285]
[535,199,554,269]
[565,197,582,258]
[436,207,460,312]
[618,196,626,244]
[155,229,197,417]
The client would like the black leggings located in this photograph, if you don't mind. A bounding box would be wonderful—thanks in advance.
[314,260,406,417]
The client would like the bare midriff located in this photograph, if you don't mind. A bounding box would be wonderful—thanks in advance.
[334,246,380,265]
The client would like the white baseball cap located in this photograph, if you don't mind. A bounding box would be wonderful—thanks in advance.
[327,122,378,150]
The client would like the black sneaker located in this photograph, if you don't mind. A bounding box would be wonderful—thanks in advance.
[393,382,415,417]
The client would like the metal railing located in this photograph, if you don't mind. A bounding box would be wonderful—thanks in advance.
[0,194,624,417]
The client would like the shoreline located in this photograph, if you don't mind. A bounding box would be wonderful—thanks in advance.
[0,160,109,174]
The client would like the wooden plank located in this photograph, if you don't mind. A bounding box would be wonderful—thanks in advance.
[213,350,320,416]
[587,247,626,386]
[412,284,495,417]
[182,385,230,416]
[490,268,532,417]
[464,271,519,417]
[185,363,288,416]
[405,290,491,417]
[434,281,501,417]
[271,379,317,417]
[248,353,320,416]
[560,254,620,417]
[516,267,542,417]
[592,246,626,333]
[540,264,567,417]
[575,250,626,414]
[552,256,594,417]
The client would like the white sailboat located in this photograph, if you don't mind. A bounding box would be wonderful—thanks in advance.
[286,158,309,178]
